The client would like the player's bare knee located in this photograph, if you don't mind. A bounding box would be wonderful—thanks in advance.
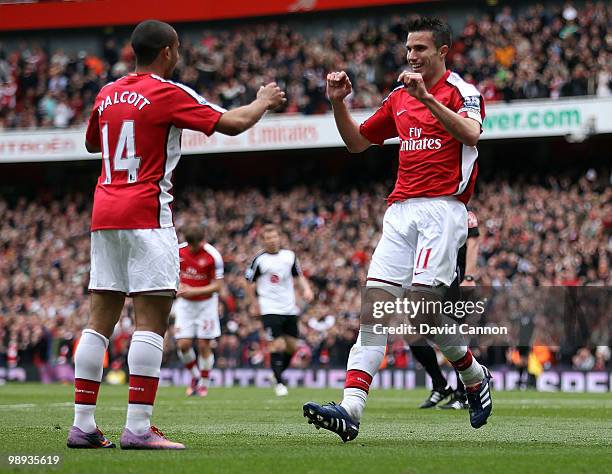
[405,284,465,347]
[198,339,212,356]
[177,338,192,352]
[89,292,125,338]
[361,285,403,326]
[284,336,297,353]
[271,337,286,353]
[133,294,173,336]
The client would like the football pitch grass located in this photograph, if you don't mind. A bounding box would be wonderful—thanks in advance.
[0,384,610,473]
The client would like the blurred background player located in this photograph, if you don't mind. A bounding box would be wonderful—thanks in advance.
[174,225,224,397]
[304,17,492,441]
[509,303,536,391]
[68,19,286,450]
[246,224,313,396]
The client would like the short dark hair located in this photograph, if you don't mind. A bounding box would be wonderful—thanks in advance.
[407,17,452,49]
[184,225,204,245]
[262,224,279,235]
[130,19,176,66]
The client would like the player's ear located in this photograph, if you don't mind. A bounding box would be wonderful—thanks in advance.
[438,44,449,59]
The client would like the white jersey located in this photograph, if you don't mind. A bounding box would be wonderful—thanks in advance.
[245,249,302,315]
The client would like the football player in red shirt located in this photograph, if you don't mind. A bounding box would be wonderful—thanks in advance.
[68,20,285,450]
[304,17,492,441]
[174,226,224,397]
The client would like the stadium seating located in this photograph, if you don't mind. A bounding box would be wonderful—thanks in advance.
[0,173,609,373]
[0,2,610,129]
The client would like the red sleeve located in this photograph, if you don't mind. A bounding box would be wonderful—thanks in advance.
[359,95,398,145]
[85,106,100,148]
[170,84,226,136]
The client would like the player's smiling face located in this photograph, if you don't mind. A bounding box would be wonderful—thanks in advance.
[405,31,446,81]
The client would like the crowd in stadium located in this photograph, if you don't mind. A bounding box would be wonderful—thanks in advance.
[0,170,610,380]
[0,2,610,129]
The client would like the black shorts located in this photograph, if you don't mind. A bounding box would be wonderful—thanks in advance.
[262,314,299,339]
[517,346,530,357]
[445,275,461,303]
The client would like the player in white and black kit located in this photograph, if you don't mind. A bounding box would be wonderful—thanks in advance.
[245,224,313,396]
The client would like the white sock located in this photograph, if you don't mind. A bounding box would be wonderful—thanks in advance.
[178,347,200,379]
[340,325,386,422]
[341,387,369,421]
[197,353,214,388]
[458,357,485,387]
[126,331,163,435]
[74,405,97,434]
[73,329,108,433]
[440,347,485,387]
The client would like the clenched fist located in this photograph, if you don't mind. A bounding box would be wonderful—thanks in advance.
[326,71,353,102]
[397,71,432,102]
[257,82,287,110]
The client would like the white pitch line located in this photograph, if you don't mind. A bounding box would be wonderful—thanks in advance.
[0,403,37,409]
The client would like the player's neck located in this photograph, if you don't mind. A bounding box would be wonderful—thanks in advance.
[424,66,447,90]
[134,64,168,78]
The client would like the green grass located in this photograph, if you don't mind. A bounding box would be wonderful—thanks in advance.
[0,383,611,473]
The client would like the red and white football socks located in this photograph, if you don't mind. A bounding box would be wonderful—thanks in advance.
[178,347,201,381]
[126,331,163,435]
[198,353,214,389]
[443,346,485,387]
[340,325,387,422]
[73,329,108,433]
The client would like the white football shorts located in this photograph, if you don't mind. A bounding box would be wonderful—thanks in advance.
[367,196,468,288]
[173,295,221,340]
[89,227,179,295]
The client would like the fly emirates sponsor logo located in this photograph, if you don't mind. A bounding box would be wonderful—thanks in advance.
[400,127,442,151]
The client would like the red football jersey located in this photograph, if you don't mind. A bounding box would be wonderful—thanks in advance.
[86,73,226,231]
[178,242,224,301]
[359,70,485,205]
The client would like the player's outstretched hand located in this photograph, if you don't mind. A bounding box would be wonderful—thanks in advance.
[257,83,287,110]
[397,71,432,102]
[326,71,353,102]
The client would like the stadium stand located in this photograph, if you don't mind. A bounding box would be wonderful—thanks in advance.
[1,170,610,378]
[0,1,610,129]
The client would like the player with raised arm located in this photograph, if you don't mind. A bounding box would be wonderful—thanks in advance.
[245,224,313,396]
[67,19,285,450]
[174,225,224,397]
[303,17,492,442]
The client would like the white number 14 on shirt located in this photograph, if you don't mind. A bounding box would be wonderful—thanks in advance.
[101,120,142,184]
